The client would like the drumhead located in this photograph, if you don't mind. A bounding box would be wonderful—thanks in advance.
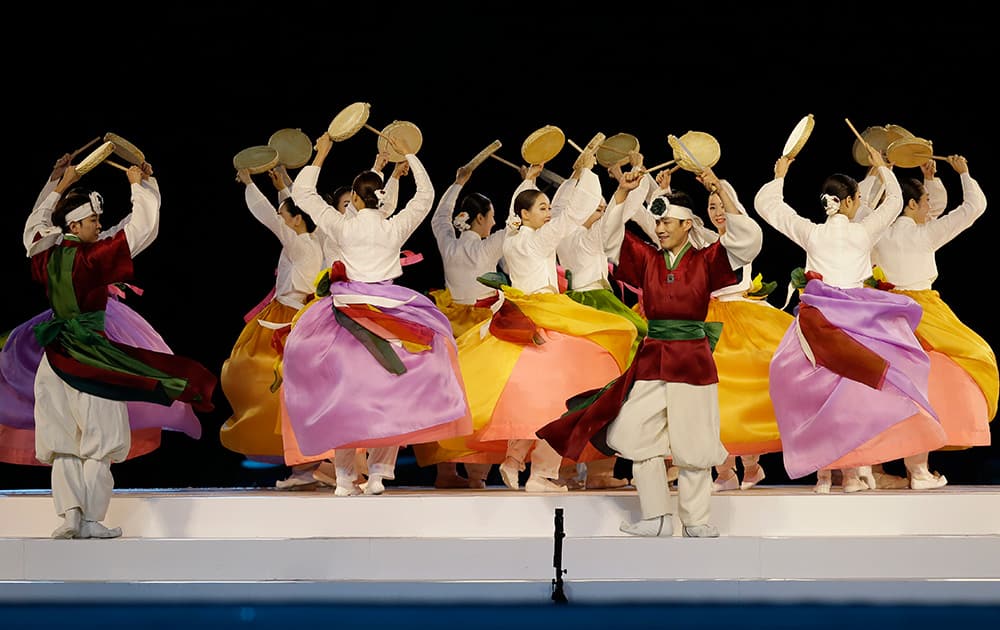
[670,131,720,172]
[377,120,423,162]
[76,140,116,175]
[852,125,891,166]
[268,128,313,169]
[233,145,280,174]
[327,101,371,141]
[521,125,565,165]
[884,123,915,145]
[596,132,640,167]
[463,140,502,171]
[886,137,934,168]
[104,132,145,165]
[782,114,814,158]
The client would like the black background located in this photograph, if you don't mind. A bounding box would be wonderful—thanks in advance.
[2,1,997,489]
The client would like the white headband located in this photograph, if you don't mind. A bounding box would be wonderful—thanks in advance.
[64,191,103,225]
[651,197,719,249]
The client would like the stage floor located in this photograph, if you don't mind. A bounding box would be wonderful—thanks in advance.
[2,484,998,606]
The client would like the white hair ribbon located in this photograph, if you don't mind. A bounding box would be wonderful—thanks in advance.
[820,193,840,216]
[453,211,471,232]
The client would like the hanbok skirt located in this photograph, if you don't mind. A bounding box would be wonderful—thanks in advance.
[895,288,995,447]
[447,290,636,463]
[281,280,472,455]
[708,297,793,456]
[0,299,201,465]
[770,281,947,479]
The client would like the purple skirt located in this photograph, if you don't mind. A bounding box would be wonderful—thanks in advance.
[282,280,470,455]
[771,281,940,478]
[0,299,202,438]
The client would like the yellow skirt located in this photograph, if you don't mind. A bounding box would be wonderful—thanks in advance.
[708,298,793,455]
[896,289,997,448]
[219,300,298,458]
[429,288,494,338]
[422,290,635,464]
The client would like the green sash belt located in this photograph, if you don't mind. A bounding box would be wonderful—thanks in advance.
[647,319,722,352]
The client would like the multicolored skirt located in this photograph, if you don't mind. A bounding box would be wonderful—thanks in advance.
[895,288,995,448]
[770,280,947,478]
[281,280,472,455]
[442,289,636,463]
[0,299,202,465]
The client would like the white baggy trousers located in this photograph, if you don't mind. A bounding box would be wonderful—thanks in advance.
[606,380,728,525]
[34,355,130,521]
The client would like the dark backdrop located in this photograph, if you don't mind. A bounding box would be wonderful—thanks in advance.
[3,2,997,489]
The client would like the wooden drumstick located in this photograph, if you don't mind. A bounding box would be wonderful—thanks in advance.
[641,159,678,175]
[490,153,521,170]
[103,159,130,172]
[567,138,584,153]
[70,136,102,161]
[364,123,392,141]
[844,118,873,152]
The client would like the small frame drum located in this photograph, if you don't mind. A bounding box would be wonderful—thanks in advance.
[377,120,423,162]
[268,128,313,169]
[233,145,280,174]
[886,136,935,168]
[669,131,721,172]
[782,114,814,159]
[884,124,915,145]
[104,132,145,165]
[75,140,116,175]
[521,125,565,165]
[596,132,640,168]
[852,125,892,166]
[327,101,371,141]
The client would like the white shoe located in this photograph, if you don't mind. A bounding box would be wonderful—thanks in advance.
[740,464,766,490]
[843,477,868,493]
[857,465,876,491]
[334,483,361,497]
[620,515,672,537]
[713,473,739,492]
[312,461,337,487]
[682,523,720,538]
[910,472,948,490]
[813,479,832,494]
[499,458,521,490]
[362,474,385,495]
[524,475,568,492]
[275,467,319,490]
[51,508,81,539]
[79,520,122,539]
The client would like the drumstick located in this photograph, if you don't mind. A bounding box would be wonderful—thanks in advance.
[490,153,521,170]
[844,118,872,152]
[567,138,584,153]
[641,159,677,175]
[103,159,130,172]
[363,123,392,141]
[70,136,102,161]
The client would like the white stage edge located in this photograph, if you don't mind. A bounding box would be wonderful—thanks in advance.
[2,485,998,605]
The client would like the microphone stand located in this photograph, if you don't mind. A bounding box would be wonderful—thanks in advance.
[551,507,568,604]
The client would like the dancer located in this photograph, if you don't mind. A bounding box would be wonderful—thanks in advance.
[25,156,216,538]
[752,143,947,493]
[537,160,763,536]
[284,130,472,496]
